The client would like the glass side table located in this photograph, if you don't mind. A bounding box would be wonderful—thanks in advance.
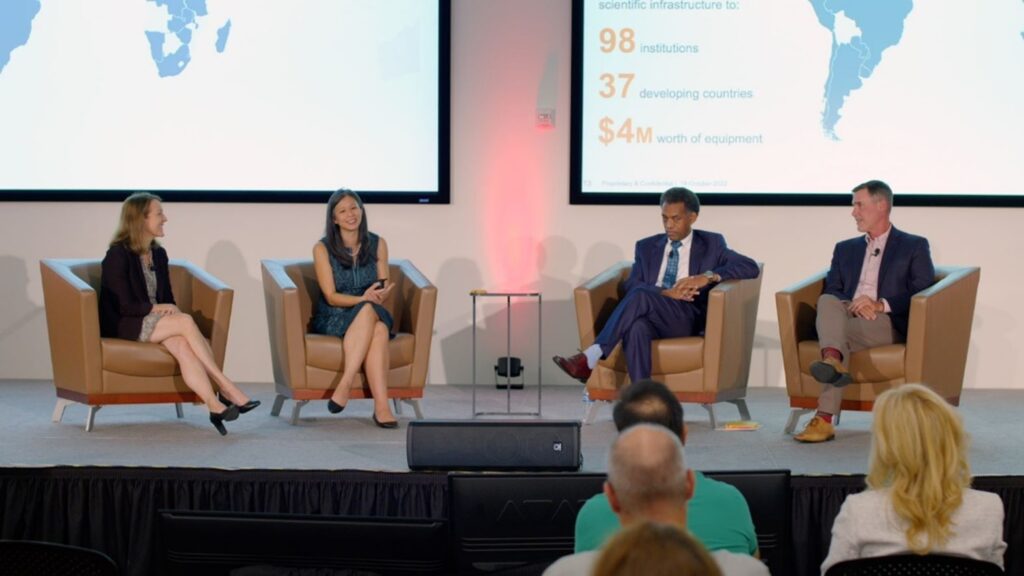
[470,290,542,416]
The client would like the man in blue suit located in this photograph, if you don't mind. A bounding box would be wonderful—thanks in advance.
[795,180,935,443]
[553,187,759,385]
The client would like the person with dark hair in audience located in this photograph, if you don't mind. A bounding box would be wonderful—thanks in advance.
[553,187,759,384]
[544,424,768,576]
[574,379,758,557]
[795,180,934,443]
[311,188,398,428]
[821,384,1006,572]
[100,192,259,436]
[592,521,723,576]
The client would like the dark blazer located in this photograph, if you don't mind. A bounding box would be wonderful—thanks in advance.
[99,243,175,340]
[623,229,760,315]
[823,226,934,339]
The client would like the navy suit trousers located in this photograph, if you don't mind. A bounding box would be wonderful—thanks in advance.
[594,285,698,382]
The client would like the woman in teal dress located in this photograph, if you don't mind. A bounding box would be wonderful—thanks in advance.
[311,189,398,428]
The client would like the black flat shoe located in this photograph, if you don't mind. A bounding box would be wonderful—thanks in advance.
[327,399,346,414]
[217,392,261,414]
[372,413,398,429]
[210,405,240,436]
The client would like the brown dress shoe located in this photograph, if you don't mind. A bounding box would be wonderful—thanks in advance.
[794,416,836,443]
[810,357,853,387]
[552,353,592,383]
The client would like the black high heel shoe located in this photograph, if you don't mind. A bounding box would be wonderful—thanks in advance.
[327,399,346,414]
[217,392,261,414]
[372,413,399,429]
[210,404,240,436]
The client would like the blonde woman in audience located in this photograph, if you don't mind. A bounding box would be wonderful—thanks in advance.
[821,384,1006,572]
[593,521,723,576]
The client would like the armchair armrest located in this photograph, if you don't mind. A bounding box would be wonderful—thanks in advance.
[703,264,763,393]
[775,271,827,391]
[904,266,980,400]
[392,259,437,389]
[40,259,104,395]
[261,259,309,390]
[171,260,233,369]
[574,262,631,349]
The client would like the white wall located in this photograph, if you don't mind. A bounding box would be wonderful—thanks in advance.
[1,0,1020,390]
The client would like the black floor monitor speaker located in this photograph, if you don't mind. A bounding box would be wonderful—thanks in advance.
[407,419,582,471]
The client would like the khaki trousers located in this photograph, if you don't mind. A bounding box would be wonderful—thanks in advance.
[815,294,898,415]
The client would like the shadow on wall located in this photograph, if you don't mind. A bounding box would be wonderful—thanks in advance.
[534,236,582,387]
[437,257,484,388]
[0,256,49,379]
[581,241,627,283]
[205,241,269,384]
[752,318,784,389]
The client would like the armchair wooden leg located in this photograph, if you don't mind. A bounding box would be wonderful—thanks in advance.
[270,394,287,417]
[174,403,184,419]
[289,400,308,425]
[701,403,717,430]
[728,399,752,421]
[52,398,73,423]
[85,406,101,432]
[784,408,814,434]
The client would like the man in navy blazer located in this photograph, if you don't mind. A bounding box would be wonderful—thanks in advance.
[553,188,759,385]
[795,180,935,443]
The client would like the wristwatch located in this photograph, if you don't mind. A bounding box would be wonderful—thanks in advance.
[703,270,721,283]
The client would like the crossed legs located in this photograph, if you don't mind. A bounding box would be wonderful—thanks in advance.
[327,305,396,424]
[595,286,696,381]
[815,294,896,416]
[149,313,252,414]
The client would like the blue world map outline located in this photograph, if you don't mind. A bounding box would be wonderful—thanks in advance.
[0,0,41,76]
[2,1,1023,131]
[0,0,230,79]
[145,0,231,77]
[808,0,913,140]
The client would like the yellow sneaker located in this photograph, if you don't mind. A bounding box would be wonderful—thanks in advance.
[794,416,836,443]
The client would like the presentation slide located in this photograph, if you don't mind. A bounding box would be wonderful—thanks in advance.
[0,0,446,202]
[572,0,1024,203]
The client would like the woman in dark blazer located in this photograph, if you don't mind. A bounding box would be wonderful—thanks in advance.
[99,192,259,435]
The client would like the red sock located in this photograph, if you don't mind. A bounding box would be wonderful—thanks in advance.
[816,412,833,424]
[822,347,843,362]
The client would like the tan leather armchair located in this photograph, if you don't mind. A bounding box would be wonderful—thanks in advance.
[574,262,764,428]
[261,259,437,424]
[776,266,980,433]
[40,258,233,431]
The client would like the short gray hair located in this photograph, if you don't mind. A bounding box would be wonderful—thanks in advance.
[853,180,893,207]
[607,424,688,511]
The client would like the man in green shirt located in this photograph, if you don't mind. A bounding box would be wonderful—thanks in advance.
[574,380,759,556]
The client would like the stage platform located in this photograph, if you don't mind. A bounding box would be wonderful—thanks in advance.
[0,381,1021,475]
[1,381,1022,576]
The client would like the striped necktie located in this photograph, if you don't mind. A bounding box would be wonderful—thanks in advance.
[661,240,683,288]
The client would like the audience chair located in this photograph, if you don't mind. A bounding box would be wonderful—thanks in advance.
[41,258,233,432]
[776,266,980,433]
[0,539,119,576]
[825,553,1003,576]
[705,469,791,576]
[261,259,437,424]
[573,262,763,428]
